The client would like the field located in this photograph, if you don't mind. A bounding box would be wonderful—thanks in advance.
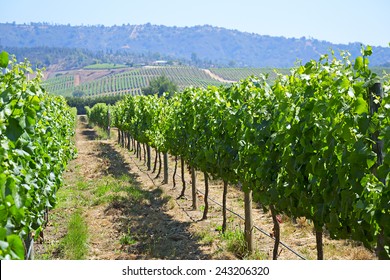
[44,65,390,98]
[3,48,390,261]
[42,66,300,97]
[43,66,226,97]
[34,117,376,260]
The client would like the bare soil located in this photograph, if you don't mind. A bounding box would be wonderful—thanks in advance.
[35,116,377,260]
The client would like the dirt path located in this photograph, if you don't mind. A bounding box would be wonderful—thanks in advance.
[202,69,236,83]
[36,116,376,260]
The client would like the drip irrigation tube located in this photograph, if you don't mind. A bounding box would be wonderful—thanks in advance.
[177,174,306,260]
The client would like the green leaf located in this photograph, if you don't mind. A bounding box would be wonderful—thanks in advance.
[5,118,24,142]
[354,97,368,114]
[0,51,9,68]
[363,46,373,57]
[7,235,25,260]
[354,56,364,70]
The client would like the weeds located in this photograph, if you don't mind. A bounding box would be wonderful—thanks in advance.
[222,228,247,259]
[120,228,137,246]
[62,210,88,260]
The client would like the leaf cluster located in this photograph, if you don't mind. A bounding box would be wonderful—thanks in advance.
[0,53,76,259]
[109,48,390,257]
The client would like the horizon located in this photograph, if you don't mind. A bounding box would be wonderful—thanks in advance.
[1,21,388,49]
[2,0,390,47]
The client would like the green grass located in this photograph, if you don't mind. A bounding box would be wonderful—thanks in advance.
[196,229,215,246]
[62,210,88,260]
[222,228,247,259]
[120,228,138,245]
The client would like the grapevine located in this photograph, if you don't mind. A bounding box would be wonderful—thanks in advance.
[0,52,76,260]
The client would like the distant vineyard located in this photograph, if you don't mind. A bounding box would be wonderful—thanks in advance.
[42,74,74,96]
[43,66,225,97]
[209,68,290,82]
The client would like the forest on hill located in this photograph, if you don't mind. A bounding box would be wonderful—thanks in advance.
[1,22,390,69]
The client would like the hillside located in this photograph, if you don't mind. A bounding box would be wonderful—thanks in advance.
[43,66,226,97]
[43,65,390,99]
[2,22,390,68]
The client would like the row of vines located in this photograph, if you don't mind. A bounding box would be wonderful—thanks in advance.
[99,48,390,260]
[45,66,224,97]
[0,52,77,259]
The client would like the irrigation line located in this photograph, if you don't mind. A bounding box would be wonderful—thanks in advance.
[175,173,306,260]
[120,141,306,260]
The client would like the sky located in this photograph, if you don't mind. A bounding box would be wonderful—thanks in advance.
[1,0,389,47]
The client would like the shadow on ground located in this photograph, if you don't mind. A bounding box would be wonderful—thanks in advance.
[94,141,210,260]
[81,129,99,141]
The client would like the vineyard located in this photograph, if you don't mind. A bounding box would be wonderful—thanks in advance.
[209,68,290,82]
[0,51,76,260]
[43,66,225,97]
[94,47,389,260]
[42,65,390,99]
[42,74,75,96]
[2,47,390,260]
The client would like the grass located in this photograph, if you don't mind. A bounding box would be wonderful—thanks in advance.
[120,228,138,246]
[94,125,111,140]
[196,229,215,246]
[217,227,267,260]
[222,228,247,259]
[62,210,88,259]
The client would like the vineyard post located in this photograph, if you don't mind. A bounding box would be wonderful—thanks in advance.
[191,166,197,210]
[147,145,151,171]
[107,108,111,138]
[369,82,388,259]
[222,180,228,234]
[202,172,209,220]
[163,152,168,184]
[244,189,253,253]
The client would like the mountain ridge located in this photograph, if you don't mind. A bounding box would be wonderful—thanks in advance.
[1,22,390,67]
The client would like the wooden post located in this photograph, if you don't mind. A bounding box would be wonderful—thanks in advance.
[107,108,111,138]
[202,172,209,220]
[147,145,151,171]
[369,83,389,259]
[222,180,228,234]
[163,152,168,184]
[191,166,197,210]
[244,189,253,254]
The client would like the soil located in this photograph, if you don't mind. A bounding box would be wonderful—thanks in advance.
[35,116,377,260]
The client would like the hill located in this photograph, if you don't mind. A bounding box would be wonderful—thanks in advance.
[43,66,227,97]
[1,22,390,68]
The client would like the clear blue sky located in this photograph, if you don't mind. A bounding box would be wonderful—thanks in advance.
[1,0,389,47]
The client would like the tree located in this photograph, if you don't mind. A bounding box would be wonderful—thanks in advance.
[142,75,177,97]
[72,90,85,97]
